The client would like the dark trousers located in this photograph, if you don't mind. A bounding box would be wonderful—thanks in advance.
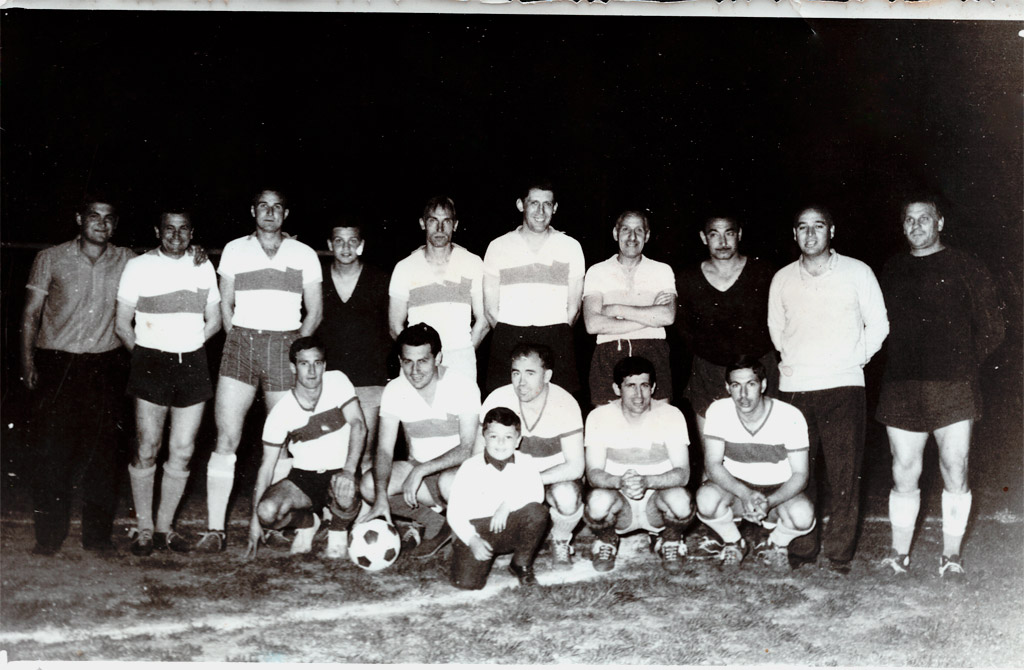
[486,323,579,395]
[450,502,549,590]
[30,349,126,549]
[780,386,865,564]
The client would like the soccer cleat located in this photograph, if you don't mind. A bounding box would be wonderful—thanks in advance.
[939,554,965,580]
[719,539,748,568]
[693,534,725,560]
[290,515,321,555]
[410,524,453,559]
[828,558,852,575]
[153,531,191,553]
[754,540,789,570]
[659,539,686,574]
[400,525,422,554]
[591,538,619,573]
[551,538,574,571]
[879,549,911,576]
[129,528,154,557]
[325,530,349,559]
[195,530,226,554]
[263,528,294,550]
[508,562,538,586]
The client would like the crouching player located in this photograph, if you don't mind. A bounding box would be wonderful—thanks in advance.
[696,355,815,569]
[448,408,549,589]
[584,356,694,574]
[245,336,367,559]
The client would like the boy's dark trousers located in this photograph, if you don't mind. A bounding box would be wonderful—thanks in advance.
[450,502,549,590]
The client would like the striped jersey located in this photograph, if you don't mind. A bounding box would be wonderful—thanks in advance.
[262,370,359,472]
[117,249,220,353]
[703,397,809,487]
[583,254,676,343]
[585,400,689,477]
[480,383,583,472]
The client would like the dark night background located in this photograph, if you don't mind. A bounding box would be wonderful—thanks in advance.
[1,11,1021,489]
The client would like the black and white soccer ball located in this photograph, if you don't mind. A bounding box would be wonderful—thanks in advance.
[348,519,401,571]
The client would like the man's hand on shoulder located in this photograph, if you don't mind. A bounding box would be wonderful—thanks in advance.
[189,244,209,266]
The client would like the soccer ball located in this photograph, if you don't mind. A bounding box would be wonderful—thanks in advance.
[348,519,401,571]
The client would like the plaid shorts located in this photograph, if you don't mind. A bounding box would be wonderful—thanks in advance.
[218,326,299,393]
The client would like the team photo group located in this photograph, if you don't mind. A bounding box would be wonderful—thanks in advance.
[20,179,1004,591]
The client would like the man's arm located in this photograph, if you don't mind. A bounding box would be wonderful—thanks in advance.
[858,267,889,363]
[482,274,500,328]
[403,411,479,506]
[965,258,1006,362]
[638,435,689,491]
[299,281,323,337]
[539,431,585,486]
[765,449,809,510]
[582,294,644,336]
[203,301,222,341]
[20,288,47,390]
[360,413,400,523]
[585,439,622,490]
[601,291,676,327]
[766,272,786,354]
[245,441,283,559]
[470,279,490,348]
[704,436,760,506]
[115,301,137,351]
[331,399,367,507]
[387,296,408,341]
[566,275,584,326]
[220,275,236,333]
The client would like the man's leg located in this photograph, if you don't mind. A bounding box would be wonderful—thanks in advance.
[695,482,746,567]
[935,419,973,577]
[760,494,816,568]
[496,502,550,585]
[884,425,927,572]
[584,488,627,572]
[78,350,125,550]
[153,402,204,551]
[256,478,317,554]
[817,387,866,571]
[128,398,170,556]
[650,487,695,573]
[376,461,448,555]
[546,480,583,570]
[780,390,821,567]
[325,473,361,559]
[450,518,498,590]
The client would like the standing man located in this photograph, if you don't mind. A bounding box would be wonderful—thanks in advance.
[677,215,777,440]
[876,198,1004,579]
[115,210,222,556]
[21,197,136,555]
[198,188,323,553]
[358,323,481,558]
[245,337,366,560]
[768,205,889,573]
[583,210,676,407]
[318,218,391,472]
[696,356,815,570]
[477,343,585,570]
[483,180,585,396]
[389,196,488,382]
[584,356,694,574]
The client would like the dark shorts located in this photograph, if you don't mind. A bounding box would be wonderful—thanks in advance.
[590,338,672,406]
[219,326,298,393]
[287,467,360,519]
[684,351,779,417]
[486,322,579,395]
[876,379,980,433]
[127,345,213,408]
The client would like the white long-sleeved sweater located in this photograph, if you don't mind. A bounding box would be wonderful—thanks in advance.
[446,451,544,545]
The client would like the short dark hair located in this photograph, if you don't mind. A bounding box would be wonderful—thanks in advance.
[159,210,192,226]
[703,215,741,234]
[522,179,556,203]
[795,205,833,229]
[422,196,457,221]
[396,322,442,357]
[78,197,117,218]
[900,196,944,222]
[725,355,767,385]
[330,214,367,239]
[289,335,326,364]
[252,188,288,209]
[482,407,521,434]
[613,356,657,388]
[615,210,650,231]
[509,342,553,371]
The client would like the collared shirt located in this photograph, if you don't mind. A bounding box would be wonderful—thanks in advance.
[26,238,136,354]
[447,451,545,544]
[703,397,809,487]
[480,383,583,472]
[583,254,676,343]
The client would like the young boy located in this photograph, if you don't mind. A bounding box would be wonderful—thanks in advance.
[447,407,550,589]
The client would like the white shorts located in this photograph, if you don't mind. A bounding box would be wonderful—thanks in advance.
[617,489,664,535]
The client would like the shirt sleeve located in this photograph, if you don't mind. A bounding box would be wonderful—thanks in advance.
[388,256,410,300]
[766,269,786,354]
[201,261,221,305]
[568,238,586,282]
[482,239,501,279]
[378,381,401,420]
[657,262,677,296]
[301,245,323,285]
[857,262,889,363]
[26,248,53,294]
[456,374,482,415]
[784,404,810,452]
[217,241,238,279]
[963,254,1006,363]
[262,403,289,447]
[117,257,140,305]
[445,461,480,544]
[582,264,603,297]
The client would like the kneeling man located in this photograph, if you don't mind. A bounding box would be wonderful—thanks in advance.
[448,407,549,589]
[584,356,694,574]
[245,336,367,559]
[696,355,815,569]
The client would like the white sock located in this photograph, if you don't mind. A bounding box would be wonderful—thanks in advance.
[272,457,293,485]
[206,452,237,531]
[942,489,972,556]
[889,488,920,555]
[768,518,815,548]
[156,466,190,533]
[697,508,741,544]
[550,505,584,543]
[129,464,157,533]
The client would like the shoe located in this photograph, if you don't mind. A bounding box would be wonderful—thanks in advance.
[591,538,618,573]
[828,558,852,575]
[939,554,965,580]
[551,538,574,571]
[325,530,349,559]
[400,525,422,554]
[658,539,686,575]
[410,524,453,559]
[83,538,118,556]
[879,549,910,576]
[719,539,748,568]
[129,528,155,557]
[788,553,816,570]
[508,562,538,586]
[153,531,191,553]
[754,540,789,570]
[32,543,59,556]
[290,515,321,555]
[693,534,725,560]
[194,530,226,554]
[263,528,294,550]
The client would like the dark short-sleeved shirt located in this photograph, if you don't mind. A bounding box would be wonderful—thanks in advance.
[26,238,136,354]
[880,247,1004,383]
[317,262,391,387]
[676,257,775,365]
